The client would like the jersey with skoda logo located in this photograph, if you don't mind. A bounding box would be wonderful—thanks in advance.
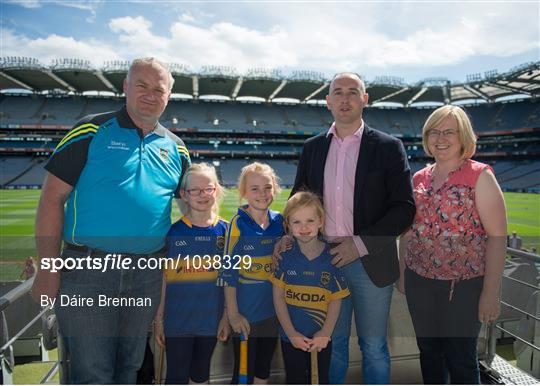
[217,205,284,323]
[45,107,191,254]
[165,216,228,336]
[270,241,349,341]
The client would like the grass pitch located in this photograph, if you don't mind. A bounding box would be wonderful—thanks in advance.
[1,189,538,280]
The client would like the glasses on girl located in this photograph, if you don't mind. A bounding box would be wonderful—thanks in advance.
[186,187,216,197]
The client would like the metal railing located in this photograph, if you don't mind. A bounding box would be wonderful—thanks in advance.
[0,277,58,384]
[486,247,540,379]
[1,246,539,384]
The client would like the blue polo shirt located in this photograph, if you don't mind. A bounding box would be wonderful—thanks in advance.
[45,107,191,254]
[164,216,228,336]
[270,241,349,341]
[217,205,284,323]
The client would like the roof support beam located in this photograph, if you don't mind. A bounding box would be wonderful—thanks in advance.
[485,82,532,96]
[269,80,287,101]
[0,71,33,90]
[513,77,540,85]
[442,81,451,104]
[406,87,428,107]
[463,85,491,102]
[304,82,329,102]
[371,87,409,104]
[231,77,244,99]
[44,70,76,92]
[192,75,199,100]
[95,71,117,93]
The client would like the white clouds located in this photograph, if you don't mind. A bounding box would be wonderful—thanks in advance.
[167,21,295,71]
[4,0,41,8]
[109,16,152,34]
[1,29,121,65]
[179,12,195,23]
[2,2,538,78]
[6,0,101,12]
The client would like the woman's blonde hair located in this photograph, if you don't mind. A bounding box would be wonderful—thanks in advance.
[179,162,225,216]
[237,162,281,203]
[283,191,325,235]
[422,105,477,159]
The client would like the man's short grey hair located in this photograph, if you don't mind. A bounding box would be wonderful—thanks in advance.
[126,57,175,91]
[330,72,366,94]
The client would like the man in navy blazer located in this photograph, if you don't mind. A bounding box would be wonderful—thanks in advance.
[291,73,415,384]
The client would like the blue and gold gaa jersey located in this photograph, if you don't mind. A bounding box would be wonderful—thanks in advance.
[164,216,228,336]
[217,205,284,323]
[270,241,350,341]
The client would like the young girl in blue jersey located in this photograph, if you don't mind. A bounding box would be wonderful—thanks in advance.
[218,162,285,384]
[271,191,349,384]
[154,163,230,384]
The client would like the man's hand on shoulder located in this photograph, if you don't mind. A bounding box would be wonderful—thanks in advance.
[330,237,362,268]
[272,235,294,270]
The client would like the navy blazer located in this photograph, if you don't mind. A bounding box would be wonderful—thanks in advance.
[292,125,416,287]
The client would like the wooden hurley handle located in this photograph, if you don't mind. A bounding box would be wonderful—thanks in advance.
[156,345,165,385]
[311,350,319,385]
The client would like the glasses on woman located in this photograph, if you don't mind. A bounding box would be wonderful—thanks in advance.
[186,187,216,197]
[428,129,457,138]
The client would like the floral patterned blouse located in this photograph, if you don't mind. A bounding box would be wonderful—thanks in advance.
[405,159,492,281]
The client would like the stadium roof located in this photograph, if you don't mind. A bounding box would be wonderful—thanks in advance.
[1,57,539,106]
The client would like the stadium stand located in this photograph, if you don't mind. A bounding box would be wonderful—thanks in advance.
[1,94,538,136]
[1,59,539,191]
[9,159,46,186]
[0,157,36,185]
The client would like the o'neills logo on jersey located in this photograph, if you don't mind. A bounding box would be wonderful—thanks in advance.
[243,244,255,251]
[159,148,169,161]
[175,240,188,247]
[286,289,326,303]
[176,265,210,275]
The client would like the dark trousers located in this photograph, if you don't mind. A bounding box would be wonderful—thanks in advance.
[281,340,332,384]
[165,336,217,384]
[230,317,278,384]
[405,268,483,384]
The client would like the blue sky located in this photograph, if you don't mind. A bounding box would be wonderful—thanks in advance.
[2,0,539,83]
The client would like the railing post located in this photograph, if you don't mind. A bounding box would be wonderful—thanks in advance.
[487,322,497,365]
[58,333,70,384]
[0,312,13,385]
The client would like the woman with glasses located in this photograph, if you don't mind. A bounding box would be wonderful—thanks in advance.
[397,105,507,384]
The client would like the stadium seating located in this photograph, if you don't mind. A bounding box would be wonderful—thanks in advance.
[0,157,35,185]
[2,95,538,135]
[9,160,46,186]
[1,95,539,192]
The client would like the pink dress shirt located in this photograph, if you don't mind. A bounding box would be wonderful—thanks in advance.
[323,122,369,256]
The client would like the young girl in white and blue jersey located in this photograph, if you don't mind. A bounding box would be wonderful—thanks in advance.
[218,162,285,384]
[271,191,349,384]
[154,163,230,384]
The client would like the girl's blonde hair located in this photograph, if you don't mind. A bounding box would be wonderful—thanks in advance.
[283,191,325,234]
[180,162,225,216]
[237,162,281,203]
[422,105,477,159]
